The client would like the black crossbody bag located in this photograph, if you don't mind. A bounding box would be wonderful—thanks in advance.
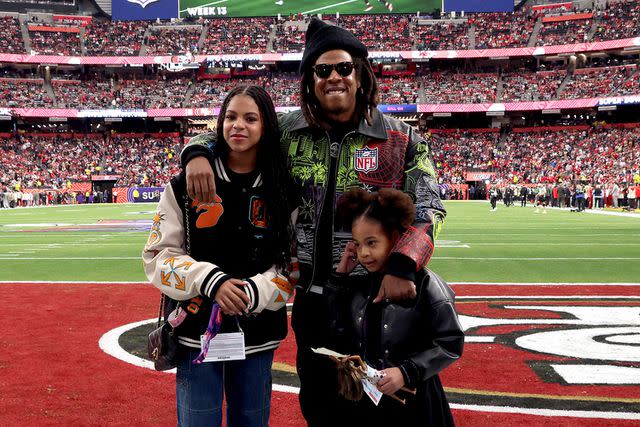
[147,195,191,371]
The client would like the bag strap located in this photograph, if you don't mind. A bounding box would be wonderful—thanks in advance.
[155,193,193,327]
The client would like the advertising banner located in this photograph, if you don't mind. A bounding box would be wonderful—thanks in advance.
[128,187,165,203]
[178,0,441,18]
[112,0,178,21]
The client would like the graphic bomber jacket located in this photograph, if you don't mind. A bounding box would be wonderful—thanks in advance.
[182,109,446,287]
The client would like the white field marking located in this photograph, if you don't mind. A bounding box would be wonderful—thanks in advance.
[436,240,470,248]
[464,336,495,343]
[0,257,140,260]
[302,0,357,14]
[98,318,640,420]
[465,243,640,246]
[99,318,303,396]
[0,281,150,284]
[98,318,174,373]
[179,0,226,13]
[449,404,640,420]
[434,257,640,260]
[441,233,640,236]
[7,243,138,246]
[449,282,640,286]
[457,296,640,299]
[3,223,72,227]
[1,281,638,286]
[585,209,640,219]
[551,364,640,384]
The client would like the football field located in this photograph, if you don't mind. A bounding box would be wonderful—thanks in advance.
[178,0,442,18]
[1,201,639,283]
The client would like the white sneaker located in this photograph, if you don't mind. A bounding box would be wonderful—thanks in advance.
[542,210,547,214]
[386,2,393,11]
[365,3,373,11]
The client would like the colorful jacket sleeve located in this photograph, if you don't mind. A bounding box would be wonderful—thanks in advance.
[142,183,233,301]
[143,178,295,312]
[386,124,446,280]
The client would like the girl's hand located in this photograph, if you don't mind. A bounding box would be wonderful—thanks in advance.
[214,279,249,315]
[377,367,405,396]
[336,241,359,273]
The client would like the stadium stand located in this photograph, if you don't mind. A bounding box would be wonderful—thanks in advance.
[0,5,639,204]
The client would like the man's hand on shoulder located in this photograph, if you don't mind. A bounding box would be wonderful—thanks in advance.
[373,274,417,303]
[186,157,216,203]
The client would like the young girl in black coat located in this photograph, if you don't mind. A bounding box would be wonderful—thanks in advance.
[335,188,464,426]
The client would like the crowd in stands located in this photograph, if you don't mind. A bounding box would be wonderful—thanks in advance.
[201,18,272,55]
[593,0,640,42]
[0,3,640,58]
[378,77,419,104]
[116,77,188,109]
[144,26,202,55]
[413,21,469,51]
[0,79,53,107]
[85,19,148,56]
[189,78,237,108]
[272,21,305,53]
[536,19,592,46]
[421,72,497,104]
[501,70,565,102]
[0,134,183,192]
[29,29,82,56]
[562,65,636,99]
[338,14,412,51]
[431,126,640,187]
[470,9,534,48]
[0,16,25,54]
[52,77,113,108]
[617,70,640,95]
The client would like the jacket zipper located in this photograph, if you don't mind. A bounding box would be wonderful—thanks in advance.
[308,130,356,290]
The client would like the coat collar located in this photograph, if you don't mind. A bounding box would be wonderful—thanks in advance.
[289,107,387,140]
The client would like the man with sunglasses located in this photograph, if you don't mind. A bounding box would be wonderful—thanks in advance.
[180,18,445,425]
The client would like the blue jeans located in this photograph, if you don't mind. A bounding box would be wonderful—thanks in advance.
[176,347,274,427]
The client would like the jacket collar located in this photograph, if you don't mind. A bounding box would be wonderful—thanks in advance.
[290,107,387,140]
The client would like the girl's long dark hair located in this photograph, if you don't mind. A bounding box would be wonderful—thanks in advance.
[216,85,293,269]
[300,56,379,129]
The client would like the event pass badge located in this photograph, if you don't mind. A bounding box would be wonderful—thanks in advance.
[201,332,246,362]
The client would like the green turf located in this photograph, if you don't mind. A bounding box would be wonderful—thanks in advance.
[178,0,441,18]
[1,201,639,283]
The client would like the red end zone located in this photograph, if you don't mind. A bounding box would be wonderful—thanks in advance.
[1,282,638,426]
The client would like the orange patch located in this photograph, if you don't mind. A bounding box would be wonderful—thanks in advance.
[192,196,224,228]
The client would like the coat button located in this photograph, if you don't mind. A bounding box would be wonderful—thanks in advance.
[383,324,388,329]
[384,349,389,355]
[358,317,362,322]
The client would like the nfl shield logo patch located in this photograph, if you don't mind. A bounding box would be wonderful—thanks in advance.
[354,146,379,173]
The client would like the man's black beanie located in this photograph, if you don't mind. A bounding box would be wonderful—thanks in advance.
[298,17,368,75]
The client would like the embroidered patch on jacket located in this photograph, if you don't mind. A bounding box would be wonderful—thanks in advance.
[354,146,379,173]
[146,212,164,247]
[192,196,224,229]
[250,196,268,229]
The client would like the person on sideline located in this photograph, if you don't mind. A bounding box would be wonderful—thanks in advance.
[179,18,446,426]
[143,86,295,427]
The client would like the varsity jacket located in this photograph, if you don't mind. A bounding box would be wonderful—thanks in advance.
[142,158,293,354]
[182,109,446,289]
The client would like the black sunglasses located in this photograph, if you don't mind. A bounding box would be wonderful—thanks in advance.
[312,61,355,79]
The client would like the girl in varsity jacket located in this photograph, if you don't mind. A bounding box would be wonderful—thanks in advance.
[143,85,296,427]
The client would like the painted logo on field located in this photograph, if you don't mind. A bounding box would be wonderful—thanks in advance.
[446,284,640,415]
[354,146,378,173]
[102,284,640,419]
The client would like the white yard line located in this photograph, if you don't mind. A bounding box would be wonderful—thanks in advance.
[302,0,357,14]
